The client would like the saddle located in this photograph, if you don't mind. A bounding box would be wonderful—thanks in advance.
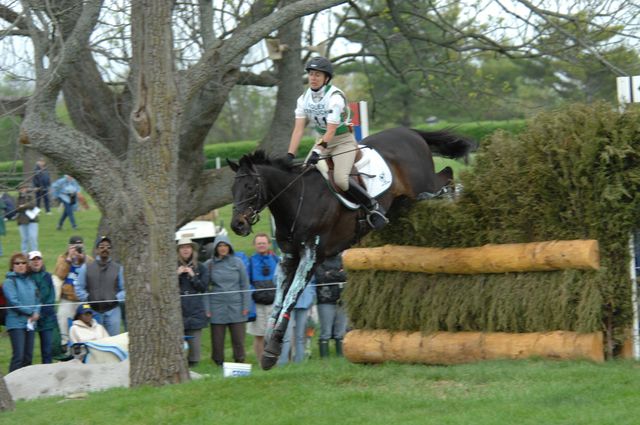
[316,146,393,210]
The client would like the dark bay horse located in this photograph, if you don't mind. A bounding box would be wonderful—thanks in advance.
[228,127,474,369]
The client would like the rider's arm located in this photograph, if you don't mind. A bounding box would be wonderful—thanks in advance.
[320,123,338,146]
[320,92,346,146]
[288,117,307,156]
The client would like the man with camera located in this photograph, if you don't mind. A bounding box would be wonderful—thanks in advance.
[245,233,279,361]
[53,235,93,350]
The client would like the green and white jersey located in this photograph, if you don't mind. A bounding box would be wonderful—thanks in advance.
[294,85,350,135]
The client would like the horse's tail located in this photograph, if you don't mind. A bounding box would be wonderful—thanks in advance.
[411,129,476,160]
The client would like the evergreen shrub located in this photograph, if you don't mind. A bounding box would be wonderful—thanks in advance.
[343,102,640,356]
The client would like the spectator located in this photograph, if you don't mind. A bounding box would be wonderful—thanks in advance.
[2,252,40,372]
[246,233,279,361]
[32,158,51,214]
[69,304,109,343]
[53,235,92,349]
[176,237,209,367]
[15,183,39,253]
[204,235,250,366]
[315,254,348,358]
[279,281,315,365]
[76,236,125,336]
[1,192,16,221]
[28,250,57,364]
[51,174,80,231]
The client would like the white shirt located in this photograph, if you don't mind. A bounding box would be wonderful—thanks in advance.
[294,85,349,133]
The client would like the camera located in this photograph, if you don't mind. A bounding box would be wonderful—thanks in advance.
[75,245,84,254]
[261,265,270,277]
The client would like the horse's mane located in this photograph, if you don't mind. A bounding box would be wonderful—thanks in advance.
[238,149,298,172]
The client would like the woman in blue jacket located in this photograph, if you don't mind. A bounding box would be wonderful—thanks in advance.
[3,252,41,372]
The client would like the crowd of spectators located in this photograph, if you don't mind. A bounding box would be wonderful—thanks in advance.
[0,162,350,372]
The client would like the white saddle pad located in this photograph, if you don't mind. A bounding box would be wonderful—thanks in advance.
[317,146,393,210]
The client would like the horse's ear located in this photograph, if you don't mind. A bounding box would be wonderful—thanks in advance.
[227,159,239,172]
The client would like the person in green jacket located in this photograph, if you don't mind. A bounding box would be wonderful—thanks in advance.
[28,250,58,364]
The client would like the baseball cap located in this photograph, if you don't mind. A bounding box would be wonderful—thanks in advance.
[69,235,84,245]
[28,250,43,260]
[75,303,95,317]
[96,235,112,247]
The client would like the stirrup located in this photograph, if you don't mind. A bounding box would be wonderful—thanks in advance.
[366,209,389,230]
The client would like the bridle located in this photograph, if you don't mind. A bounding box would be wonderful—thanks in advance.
[233,171,264,226]
[232,165,315,231]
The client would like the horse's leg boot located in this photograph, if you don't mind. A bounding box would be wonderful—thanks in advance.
[261,324,287,370]
[346,181,389,230]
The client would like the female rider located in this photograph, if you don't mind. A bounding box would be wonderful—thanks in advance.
[286,56,388,230]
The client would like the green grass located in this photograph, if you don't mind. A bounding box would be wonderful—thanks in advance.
[2,357,640,424]
[2,166,640,423]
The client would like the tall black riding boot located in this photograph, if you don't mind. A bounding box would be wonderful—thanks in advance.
[319,339,330,359]
[335,339,343,357]
[345,180,389,230]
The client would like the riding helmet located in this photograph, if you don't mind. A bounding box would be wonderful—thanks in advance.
[305,56,333,80]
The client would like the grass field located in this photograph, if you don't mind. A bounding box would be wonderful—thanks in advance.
[5,158,639,423]
[2,356,640,424]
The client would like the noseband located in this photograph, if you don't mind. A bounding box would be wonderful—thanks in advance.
[233,172,264,225]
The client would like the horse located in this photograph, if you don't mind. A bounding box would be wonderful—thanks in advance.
[228,126,475,370]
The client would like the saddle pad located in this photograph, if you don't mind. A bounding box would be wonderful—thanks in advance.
[317,146,393,210]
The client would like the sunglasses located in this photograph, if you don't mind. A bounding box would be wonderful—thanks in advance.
[30,257,42,261]
[13,261,27,265]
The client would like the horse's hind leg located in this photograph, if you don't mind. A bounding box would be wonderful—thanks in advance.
[261,242,318,370]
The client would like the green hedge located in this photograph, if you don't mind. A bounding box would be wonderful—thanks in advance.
[343,102,640,357]
[417,119,526,143]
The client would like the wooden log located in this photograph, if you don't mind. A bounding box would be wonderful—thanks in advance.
[343,329,604,364]
[343,240,599,274]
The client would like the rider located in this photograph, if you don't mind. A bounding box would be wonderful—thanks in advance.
[286,56,388,230]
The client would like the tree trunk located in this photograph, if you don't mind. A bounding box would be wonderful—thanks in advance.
[0,375,15,412]
[260,1,304,155]
[125,0,189,386]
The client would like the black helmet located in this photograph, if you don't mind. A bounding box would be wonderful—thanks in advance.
[305,56,333,80]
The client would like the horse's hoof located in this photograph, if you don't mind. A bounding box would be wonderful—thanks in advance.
[260,352,279,370]
[261,335,283,370]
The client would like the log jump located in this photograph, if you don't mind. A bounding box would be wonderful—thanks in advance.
[343,239,599,274]
[343,330,604,364]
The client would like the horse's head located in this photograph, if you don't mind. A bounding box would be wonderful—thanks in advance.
[227,151,269,236]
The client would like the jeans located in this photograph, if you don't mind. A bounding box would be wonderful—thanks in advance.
[18,222,39,253]
[58,201,77,229]
[93,306,122,336]
[317,303,348,341]
[38,329,54,364]
[8,328,35,372]
[35,188,50,212]
[279,308,309,365]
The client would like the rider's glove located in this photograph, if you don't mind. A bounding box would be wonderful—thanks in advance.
[307,149,321,165]
[286,152,295,165]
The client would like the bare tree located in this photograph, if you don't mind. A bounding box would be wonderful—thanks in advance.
[0,0,347,391]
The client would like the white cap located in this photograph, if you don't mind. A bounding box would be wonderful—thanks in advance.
[28,251,43,260]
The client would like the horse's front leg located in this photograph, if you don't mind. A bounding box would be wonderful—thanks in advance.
[264,254,296,344]
[261,241,318,370]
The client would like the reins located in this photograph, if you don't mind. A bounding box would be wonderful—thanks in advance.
[234,144,371,231]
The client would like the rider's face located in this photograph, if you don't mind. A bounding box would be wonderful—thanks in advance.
[308,70,327,90]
